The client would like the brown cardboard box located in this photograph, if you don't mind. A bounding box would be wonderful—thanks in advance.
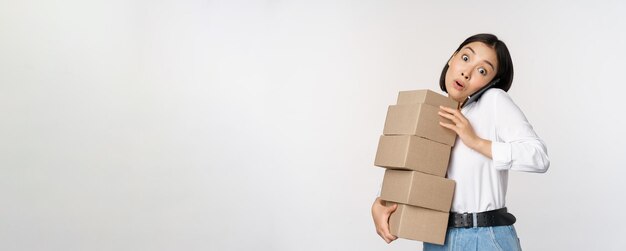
[383,103,456,146]
[389,203,450,245]
[397,90,458,109]
[374,135,451,177]
[381,169,455,212]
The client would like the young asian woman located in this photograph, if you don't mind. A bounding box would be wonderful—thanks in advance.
[371,33,550,251]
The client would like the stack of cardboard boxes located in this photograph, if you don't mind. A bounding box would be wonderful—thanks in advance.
[374,90,459,245]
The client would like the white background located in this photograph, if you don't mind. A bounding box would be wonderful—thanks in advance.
[1,0,625,250]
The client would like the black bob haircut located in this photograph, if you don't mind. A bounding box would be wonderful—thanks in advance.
[439,33,514,93]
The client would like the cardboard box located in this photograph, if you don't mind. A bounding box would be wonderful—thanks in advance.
[397,90,458,109]
[381,169,455,212]
[383,104,456,146]
[374,135,451,177]
[389,203,449,245]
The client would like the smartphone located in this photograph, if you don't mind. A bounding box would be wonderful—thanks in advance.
[462,78,500,108]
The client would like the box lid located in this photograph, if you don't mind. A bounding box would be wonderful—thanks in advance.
[397,89,458,109]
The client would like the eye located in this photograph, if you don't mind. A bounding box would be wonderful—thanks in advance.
[462,55,469,61]
[478,67,487,75]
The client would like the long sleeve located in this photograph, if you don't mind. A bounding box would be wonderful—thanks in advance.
[490,90,550,173]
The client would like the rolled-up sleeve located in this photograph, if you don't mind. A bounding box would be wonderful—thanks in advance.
[491,92,550,173]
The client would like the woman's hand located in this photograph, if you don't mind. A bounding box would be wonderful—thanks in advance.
[371,197,398,243]
[438,105,493,159]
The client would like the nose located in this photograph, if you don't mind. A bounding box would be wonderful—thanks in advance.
[461,72,470,80]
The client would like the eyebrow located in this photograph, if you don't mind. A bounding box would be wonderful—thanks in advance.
[464,46,496,72]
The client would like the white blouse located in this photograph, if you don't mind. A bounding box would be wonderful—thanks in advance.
[447,88,550,213]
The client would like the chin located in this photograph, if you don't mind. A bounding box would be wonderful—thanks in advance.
[445,88,460,99]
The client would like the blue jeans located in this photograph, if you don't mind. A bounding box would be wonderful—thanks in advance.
[423,225,522,251]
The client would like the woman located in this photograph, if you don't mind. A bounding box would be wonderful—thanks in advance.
[371,33,550,250]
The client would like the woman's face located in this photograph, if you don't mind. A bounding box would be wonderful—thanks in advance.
[445,41,499,103]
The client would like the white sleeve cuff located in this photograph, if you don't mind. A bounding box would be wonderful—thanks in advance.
[492,141,512,170]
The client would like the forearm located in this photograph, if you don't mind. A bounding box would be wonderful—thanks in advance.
[470,137,492,159]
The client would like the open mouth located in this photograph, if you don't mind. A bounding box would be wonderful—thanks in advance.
[455,80,464,88]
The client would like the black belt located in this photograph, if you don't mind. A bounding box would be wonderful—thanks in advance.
[448,207,516,228]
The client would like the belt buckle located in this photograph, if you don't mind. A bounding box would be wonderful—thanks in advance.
[460,212,473,228]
